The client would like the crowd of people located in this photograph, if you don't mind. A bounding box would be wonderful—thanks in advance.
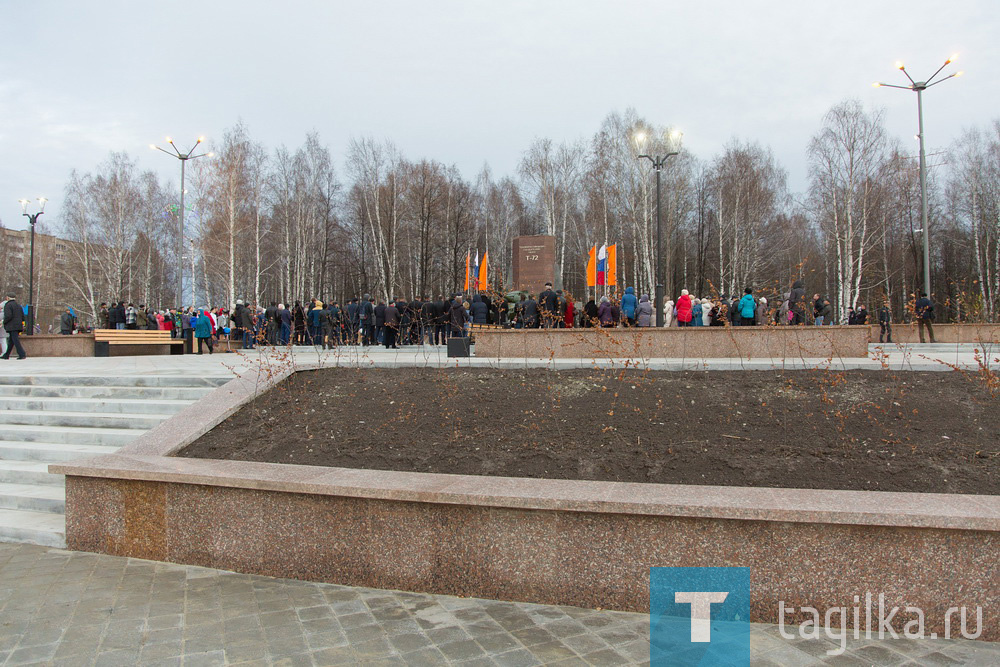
[1,279,942,359]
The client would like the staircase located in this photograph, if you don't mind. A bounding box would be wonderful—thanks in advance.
[0,375,231,547]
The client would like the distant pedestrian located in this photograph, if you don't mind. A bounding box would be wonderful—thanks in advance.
[878,302,893,343]
[738,288,757,326]
[60,307,76,335]
[1,294,26,360]
[676,290,693,327]
[915,292,936,343]
[621,287,638,327]
[636,294,653,327]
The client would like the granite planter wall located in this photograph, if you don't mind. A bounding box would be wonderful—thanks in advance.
[473,326,870,359]
[19,333,94,357]
[869,323,1000,345]
[53,361,999,640]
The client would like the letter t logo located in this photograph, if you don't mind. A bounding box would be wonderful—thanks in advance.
[675,592,729,642]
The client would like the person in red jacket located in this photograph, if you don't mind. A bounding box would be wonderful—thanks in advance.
[564,299,575,328]
[676,290,693,327]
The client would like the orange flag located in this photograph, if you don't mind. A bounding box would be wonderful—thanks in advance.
[607,244,618,286]
[586,245,596,287]
[478,251,489,290]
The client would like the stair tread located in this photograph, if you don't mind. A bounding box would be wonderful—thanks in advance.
[0,508,65,533]
[0,409,174,418]
[0,483,64,499]
[0,423,143,435]
[0,441,119,453]
[0,461,58,473]
[0,397,196,405]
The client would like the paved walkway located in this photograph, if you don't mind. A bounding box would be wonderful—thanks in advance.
[1,543,997,666]
[0,342,993,376]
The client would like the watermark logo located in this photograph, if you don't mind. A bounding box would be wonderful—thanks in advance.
[650,567,752,666]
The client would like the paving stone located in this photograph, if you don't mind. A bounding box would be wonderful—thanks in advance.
[0,543,995,666]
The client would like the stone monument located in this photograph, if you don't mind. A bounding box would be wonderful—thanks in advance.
[512,235,556,294]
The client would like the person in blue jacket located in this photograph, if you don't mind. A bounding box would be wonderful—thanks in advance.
[738,288,758,326]
[621,286,638,327]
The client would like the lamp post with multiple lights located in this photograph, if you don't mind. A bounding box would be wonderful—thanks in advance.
[17,197,47,336]
[874,55,962,299]
[150,138,211,308]
[635,130,681,327]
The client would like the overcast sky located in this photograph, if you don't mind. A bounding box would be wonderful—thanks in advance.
[1,0,996,231]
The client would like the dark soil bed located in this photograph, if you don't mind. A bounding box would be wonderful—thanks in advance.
[180,368,1000,494]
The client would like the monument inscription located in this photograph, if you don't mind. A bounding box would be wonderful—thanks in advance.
[512,235,556,294]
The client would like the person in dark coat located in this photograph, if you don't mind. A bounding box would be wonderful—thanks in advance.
[915,292,936,343]
[374,299,387,345]
[293,301,306,345]
[407,297,422,344]
[856,305,868,325]
[449,296,469,337]
[1,295,26,360]
[98,302,110,330]
[279,304,292,345]
[820,299,833,325]
[878,302,892,343]
[522,294,539,329]
[471,295,489,324]
[264,302,279,345]
[383,299,400,349]
[360,295,376,346]
[434,295,448,344]
[789,280,806,325]
[60,308,76,335]
[538,283,557,328]
[583,299,599,327]
[420,296,437,344]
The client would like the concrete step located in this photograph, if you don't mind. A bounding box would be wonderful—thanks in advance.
[0,483,64,513]
[0,410,171,430]
[0,461,63,486]
[0,441,119,463]
[0,376,230,388]
[0,384,215,400]
[0,424,141,447]
[0,396,192,415]
[0,508,65,548]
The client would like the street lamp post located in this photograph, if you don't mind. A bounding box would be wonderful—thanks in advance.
[151,138,211,308]
[874,55,962,299]
[18,197,47,335]
[635,132,680,327]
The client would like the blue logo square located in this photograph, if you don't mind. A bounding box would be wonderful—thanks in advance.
[650,567,753,666]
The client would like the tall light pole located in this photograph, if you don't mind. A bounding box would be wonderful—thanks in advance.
[635,131,680,327]
[874,55,962,299]
[18,197,47,336]
[151,137,211,307]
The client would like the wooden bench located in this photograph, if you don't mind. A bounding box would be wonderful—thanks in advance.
[93,329,185,357]
[468,323,503,344]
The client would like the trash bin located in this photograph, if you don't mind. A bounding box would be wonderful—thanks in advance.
[447,337,470,358]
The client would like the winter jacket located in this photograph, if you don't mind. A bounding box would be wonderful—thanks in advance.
[739,294,756,320]
[691,302,703,326]
[471,296,489,324]
[597,301,615,326]
[449,299,469,331]
[636,295,653,327]
[676,295,693,323]
[621,287,638,319]
[60,312,75,333]
[194,312,214,338]
[3,299,24,333]
[789,280,806,316]
[878,306,891,324]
